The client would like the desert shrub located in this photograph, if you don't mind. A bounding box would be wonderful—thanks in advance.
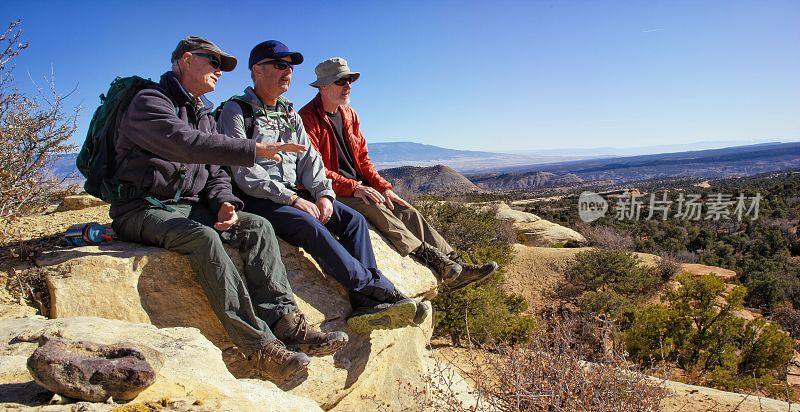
[416,201,535,346]
[655,253,681,281]
[417,315,667,411]
[575,222,635,250]
[625,273,795,398]
[557,248,662,317]
[771,302,800,339]
[0,20,77,240]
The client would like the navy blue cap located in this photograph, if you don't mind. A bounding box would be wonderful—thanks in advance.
[248,40,304,69]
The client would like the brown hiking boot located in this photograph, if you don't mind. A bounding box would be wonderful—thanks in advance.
[273,311,349,356]
[412,243,462,283]
[445,252,499,291]
[249,339,310,382]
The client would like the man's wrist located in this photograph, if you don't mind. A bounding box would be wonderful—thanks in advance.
[289,194,299,205]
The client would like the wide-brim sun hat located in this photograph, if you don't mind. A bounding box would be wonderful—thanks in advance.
[310,57,360,87]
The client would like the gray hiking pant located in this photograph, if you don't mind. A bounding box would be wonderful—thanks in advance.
[112,202,296,356]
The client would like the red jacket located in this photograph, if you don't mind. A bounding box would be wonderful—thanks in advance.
[299,94,392,197]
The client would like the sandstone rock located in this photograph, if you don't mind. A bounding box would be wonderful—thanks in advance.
[56,195,107,212]
[493,203,586,247]
[36,228,439,410]
[0,316,323,411]
[661,378,800,412]
[679,263,737,280]
[26,336,160,402]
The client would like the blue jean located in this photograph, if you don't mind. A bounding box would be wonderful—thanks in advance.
[241,193,398,303]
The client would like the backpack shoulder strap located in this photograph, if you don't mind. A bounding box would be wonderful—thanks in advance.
[224,98,256,140]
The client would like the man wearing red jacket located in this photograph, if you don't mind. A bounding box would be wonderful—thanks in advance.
[299,57,497,290]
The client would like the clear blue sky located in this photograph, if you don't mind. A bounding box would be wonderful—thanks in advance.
[3,0,799,151]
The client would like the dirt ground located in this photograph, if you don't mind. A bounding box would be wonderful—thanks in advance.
[0,203,110,316]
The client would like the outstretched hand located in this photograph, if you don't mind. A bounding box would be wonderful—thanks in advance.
[256,142,306,161]
[214,202,238,231]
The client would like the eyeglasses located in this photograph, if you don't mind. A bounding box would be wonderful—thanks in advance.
[257,60,294,71]
[334,76,354,86]
[191,52,221,70]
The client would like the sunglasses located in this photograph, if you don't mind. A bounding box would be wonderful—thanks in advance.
[334,76,354,86]
[257,60,294,71]
[191,52,222,70]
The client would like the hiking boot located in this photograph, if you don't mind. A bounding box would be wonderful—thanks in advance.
[347,291,417,334]
[412,243,462,283]
[445,252,499,291]
[413,299,432,325]
[273,310,349,356]
[249,339,310,382]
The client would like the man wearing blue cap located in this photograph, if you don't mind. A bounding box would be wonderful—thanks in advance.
[217,40,425,334]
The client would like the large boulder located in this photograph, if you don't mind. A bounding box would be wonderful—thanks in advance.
[493,203,586,247]
[0,316,323,411]
[26,336,161,402]
[55,195,107,212]
[36,228,439,410]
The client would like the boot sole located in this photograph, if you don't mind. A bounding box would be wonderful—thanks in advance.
[347,299,417,334]
[292,333,350,357]
[446,262,500,291]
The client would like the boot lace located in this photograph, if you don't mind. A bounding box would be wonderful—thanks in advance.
[256,340,294,366]
[289,312,309,341]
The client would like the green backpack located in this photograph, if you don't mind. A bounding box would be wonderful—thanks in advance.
[76,76,159,202]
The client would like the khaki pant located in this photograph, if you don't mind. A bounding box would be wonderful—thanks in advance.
[338,196,453,257]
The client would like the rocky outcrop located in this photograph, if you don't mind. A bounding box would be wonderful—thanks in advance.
[492,203,586,246]
[26,336,161,402]
[55,195,107,212]
[380,164,484,195]
[0,316,323,411]
[35,228,439,410]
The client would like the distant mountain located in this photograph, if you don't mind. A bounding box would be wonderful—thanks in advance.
[379,165,483,195]
[368,142,499,162]
[472,142,800,189]
[472,171,583,190]
[369,142,586,172]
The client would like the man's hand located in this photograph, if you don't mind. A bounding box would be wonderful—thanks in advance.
[382,189,411,210]
[292,197,320,219]
[316,196,333,224]
[256,142,306,161]
[214,202,238,231]
[353,182,385,205]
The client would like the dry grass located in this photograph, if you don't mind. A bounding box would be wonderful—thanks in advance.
[420,316,668,411]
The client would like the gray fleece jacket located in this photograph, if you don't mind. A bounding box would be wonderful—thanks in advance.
[217,87,335,204]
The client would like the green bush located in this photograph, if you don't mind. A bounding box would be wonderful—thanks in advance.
[557,248,661,317]
[416,201,535,347]
[624,273,794,397]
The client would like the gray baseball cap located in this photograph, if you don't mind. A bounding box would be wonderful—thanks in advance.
[310,57,360,87]
[171,35,237,72]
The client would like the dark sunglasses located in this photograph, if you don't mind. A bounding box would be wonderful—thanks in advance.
[191,52,221,70]
[334,76,354,86]
[257,60,294,71]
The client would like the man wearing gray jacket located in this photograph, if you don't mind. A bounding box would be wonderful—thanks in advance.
[217,40,422,334]
[110,36,348,383]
